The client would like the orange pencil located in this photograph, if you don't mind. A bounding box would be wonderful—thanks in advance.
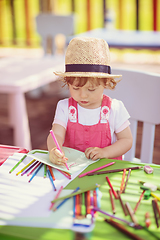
[76,194,81,218]
[48,165,55,180]
[86,191,91,215]
[120,169,126,192]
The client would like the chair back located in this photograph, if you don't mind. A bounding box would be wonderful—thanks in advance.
[104,68,160,163]
[36,14,74,55]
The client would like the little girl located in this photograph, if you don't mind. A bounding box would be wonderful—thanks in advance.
[47,37,132,166]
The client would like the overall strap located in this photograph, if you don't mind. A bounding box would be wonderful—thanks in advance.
[100,95,112,122]
[68,97,78,122]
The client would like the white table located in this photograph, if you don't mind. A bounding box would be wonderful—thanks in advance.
[0,56,64,150]
[71,29,160,49]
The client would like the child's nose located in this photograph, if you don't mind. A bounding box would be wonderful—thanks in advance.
[80,89,87,98]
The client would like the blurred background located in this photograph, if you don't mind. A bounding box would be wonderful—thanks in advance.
[0,0,160,164]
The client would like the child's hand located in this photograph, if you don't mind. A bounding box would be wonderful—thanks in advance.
[85,147,105,161]
[49,147,68,166]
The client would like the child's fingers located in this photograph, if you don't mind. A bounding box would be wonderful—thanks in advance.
[85,147,100,160]
[50,147,68,165]
[85,147,95,159]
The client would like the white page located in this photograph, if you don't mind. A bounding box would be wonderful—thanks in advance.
[0,152,95,232]
[28,147,99,174]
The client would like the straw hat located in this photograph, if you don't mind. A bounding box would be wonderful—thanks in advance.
[54,37,122,79]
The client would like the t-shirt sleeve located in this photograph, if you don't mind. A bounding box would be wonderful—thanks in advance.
[53,99,68,129]
[110,99,130,133]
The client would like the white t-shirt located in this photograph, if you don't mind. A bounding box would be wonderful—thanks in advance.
[53,97,130,144]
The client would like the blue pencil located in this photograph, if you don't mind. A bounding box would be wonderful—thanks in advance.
[28,162,43,182]
[53,187,80,211]
[47,169,56,191]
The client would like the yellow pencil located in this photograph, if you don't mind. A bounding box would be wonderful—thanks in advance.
[151,192,160,201]
[16,159,36,176]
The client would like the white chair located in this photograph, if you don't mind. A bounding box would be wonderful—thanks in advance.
[0,14,74,150]
[104,68,160,164]
[35,14,74,55]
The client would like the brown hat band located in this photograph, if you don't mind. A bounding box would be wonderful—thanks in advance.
[65,64,111,74]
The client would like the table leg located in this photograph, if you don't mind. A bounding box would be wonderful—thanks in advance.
[8,92,32,150]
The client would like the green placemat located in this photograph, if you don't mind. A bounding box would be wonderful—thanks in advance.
[1,159,160,240]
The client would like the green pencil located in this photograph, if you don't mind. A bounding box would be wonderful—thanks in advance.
[9,154,27,173]
[81,192,86,216]
[44,164,47,178]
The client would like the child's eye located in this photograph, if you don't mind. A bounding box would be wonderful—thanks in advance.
[73,87,79,90]
[88,88,96,91]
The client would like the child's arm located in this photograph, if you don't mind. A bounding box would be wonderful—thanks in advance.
[47,124,68,166]
[85,126,133,161]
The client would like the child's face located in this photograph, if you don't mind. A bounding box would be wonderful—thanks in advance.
[69,78,105,109]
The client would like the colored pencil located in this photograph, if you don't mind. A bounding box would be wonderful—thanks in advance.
[152,199,159,228]
[133,190,145,213]
[120,169,126,192]
[51,184,100,204]
[125,202,138,225]
[106,176,118,199]
[86,191,91,215]
[76,194,81,217]
[53,187,80,211]
[16,159,35,176]
[87,166,143,176]
[73,195,76,219]
[151,192,160,201]
[48,165,55,180]
[27,161,41,176]
[117,190,128,216]
[92,207,136,227]
[50,130,69,170]
[109,189,116,214]
[50,186,63,210]
[9,154,27,173]
[96,185,100,208]
[28,162,43,182]
[93,189,97,208]
[21,160,38,176]
[44,164,47,178]
[104,218,145,240]
[47,169,56,191]
[122,168,131,193]
[31,150,48,154]
[81,192,86,216]
[153,199,160,218]
[57,169,71,179]
[78,162,115,178]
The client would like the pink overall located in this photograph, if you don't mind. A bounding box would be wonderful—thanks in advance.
[63,95,122,160]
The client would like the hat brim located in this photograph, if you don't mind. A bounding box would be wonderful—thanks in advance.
[53,71,122,80]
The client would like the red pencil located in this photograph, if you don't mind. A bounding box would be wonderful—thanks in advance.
[106,176,118,199]
[109,189,116,214]
[133,190,145,214]
[27,161,41,176]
